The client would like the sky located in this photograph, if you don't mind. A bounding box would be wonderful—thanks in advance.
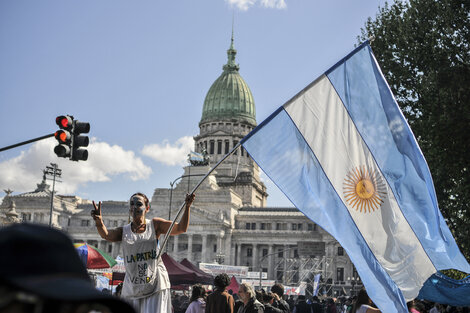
[0,0,386,206]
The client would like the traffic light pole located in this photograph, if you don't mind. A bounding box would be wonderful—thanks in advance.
[0,133,54,152]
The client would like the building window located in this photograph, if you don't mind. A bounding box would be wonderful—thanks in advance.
[22,213,31,222]
[213,244,217,252]
[247,248,252,257]
[194,244,202,252]
[233,140,239,155]
[260,223,266,230]
[225,141,230,154]
[337,267,344,282]
[204,141,207,150]
[81,220,89,227]
[292,223,297,230]
[276,223,281,230]
[113,220,118,227]
[338,247,344,256]
[308,223,313,231]
[262,249,268,257]
[266,223,272,230]
[297,223,303,230]
[210,141,215,154]
[217,140,222,154]
[251,223,256,230]
[294,249,299,258]
[278,250,283,258]
[108,245,112,253]
[246,223,251,230]
[241,147,245,156]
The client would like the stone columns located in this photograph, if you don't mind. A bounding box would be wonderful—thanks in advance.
[230,242,236,265]
[224,233,232,264]
[173,235,179,255]
[268,244,274,279]
[187,234,193,260]
[201,234,208,263]
[252,244,258,270]
[236,244,242,266]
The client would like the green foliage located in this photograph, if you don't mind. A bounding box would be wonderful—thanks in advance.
[359,0,470,263]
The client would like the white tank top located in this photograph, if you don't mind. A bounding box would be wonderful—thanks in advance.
[121,219,171,299]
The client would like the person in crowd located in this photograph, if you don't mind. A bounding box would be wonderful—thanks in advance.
[287,296,295,312]
[237,283,264,313]
[205,273,235,313]
[91,192,195,313]
[325,298,337,313]
[185,284,206,313]
[407,300,425,313]
[293,295,312,313]
[271,283,290,313]
[0,223,135,313]
[351,289,381,313]
[310,296,322,313]
[429,303,444,313]
[262,293,283,313]
[115,283,123,297]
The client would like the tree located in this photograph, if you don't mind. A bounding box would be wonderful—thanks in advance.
[359,0,470,265]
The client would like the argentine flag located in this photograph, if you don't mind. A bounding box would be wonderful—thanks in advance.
[241,42,470,312]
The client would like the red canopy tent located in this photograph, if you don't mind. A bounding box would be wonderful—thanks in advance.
[180,258,214,285]
[227,276,239,294]
[162,253,208,286]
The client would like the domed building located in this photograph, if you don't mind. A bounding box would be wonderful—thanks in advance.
[0,35,360,297]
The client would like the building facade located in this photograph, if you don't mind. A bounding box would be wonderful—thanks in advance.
[1,36,362,296]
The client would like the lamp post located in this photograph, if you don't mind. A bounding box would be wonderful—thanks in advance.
[44,163,61,227]
[167,173,204,252]
[347,276,358,296]
[215,252,225,264]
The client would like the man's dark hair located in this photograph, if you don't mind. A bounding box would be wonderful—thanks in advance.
[263,292,275,303]
[214,273,231,289]
[271,283,284,297]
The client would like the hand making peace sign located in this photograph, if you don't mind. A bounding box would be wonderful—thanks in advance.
[91,201,103,223]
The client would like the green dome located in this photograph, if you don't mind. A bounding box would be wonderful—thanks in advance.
[200,38,256,126]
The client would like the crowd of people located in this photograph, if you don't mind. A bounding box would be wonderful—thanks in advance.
[1,191,468,313]
[164,274,470,313]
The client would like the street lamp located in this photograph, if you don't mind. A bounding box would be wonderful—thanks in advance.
[167,173,204,252]
[44,163,62,227]
[215,252,225,264]
[347,276,358,296]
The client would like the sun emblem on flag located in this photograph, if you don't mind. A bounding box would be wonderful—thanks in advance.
[343,166,386,213]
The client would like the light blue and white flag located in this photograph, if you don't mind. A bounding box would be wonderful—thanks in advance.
[313,274,321,296]
[241,42,470,313]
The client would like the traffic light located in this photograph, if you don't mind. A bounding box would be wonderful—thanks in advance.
[54,115,73,158]
[71,120,90,161]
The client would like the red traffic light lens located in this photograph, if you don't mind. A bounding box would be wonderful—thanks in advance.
[54,130,70,143]
[56,115,73,129]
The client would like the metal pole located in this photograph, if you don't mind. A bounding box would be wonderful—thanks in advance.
[46,163,60,227]
[166,173,205,253]
[157,143,241,260]
[0,133,54,152]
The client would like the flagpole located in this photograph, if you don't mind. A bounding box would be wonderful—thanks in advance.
[156,142,242,260]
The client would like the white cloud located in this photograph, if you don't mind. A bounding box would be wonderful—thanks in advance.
[141,136,194,166]
[226,0,286,11]
[0,138,152,195]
